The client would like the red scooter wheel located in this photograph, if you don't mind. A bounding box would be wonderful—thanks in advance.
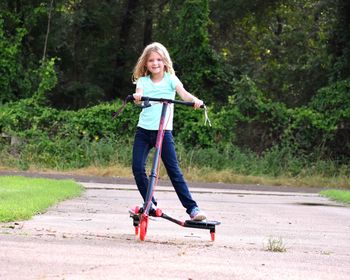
[135,226,139,235]
[139,215,148,241]
[210,232,215,241]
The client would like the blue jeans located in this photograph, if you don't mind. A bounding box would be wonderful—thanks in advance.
[132,127,198,214]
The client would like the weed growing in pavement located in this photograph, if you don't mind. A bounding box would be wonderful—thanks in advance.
[265,236,287,252]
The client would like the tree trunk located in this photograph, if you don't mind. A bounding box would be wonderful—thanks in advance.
[42,0,54,61]
[111,0,139,99]
[143,1,153,46]
[328,0,350,78]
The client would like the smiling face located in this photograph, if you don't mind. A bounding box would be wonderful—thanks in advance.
[146,51,165,77]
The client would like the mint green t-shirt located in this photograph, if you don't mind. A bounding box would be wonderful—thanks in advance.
[136,73,183,130]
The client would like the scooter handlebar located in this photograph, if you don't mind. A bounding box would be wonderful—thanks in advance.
[126,95,205,108]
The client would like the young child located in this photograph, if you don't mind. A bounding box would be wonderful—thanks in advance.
[131,42,206,221]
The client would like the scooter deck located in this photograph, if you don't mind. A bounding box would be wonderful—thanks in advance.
[184,220,221,226]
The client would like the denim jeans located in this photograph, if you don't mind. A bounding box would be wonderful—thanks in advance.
[132,127,198,214]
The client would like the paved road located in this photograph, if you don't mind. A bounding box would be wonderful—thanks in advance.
[0,174,349,279]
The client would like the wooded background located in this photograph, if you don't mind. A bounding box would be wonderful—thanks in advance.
[0,0,349,168]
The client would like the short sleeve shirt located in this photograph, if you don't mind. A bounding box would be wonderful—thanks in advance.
[136,72,183,130]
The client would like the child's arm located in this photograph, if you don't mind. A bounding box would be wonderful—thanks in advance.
[175,84,203,109]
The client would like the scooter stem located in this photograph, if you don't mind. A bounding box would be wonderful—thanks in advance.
[143,102,169,214]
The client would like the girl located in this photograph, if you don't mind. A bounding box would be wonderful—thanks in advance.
[131,42,206,221]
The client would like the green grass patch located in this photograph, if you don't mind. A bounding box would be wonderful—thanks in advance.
[0,176,83,222]
[320,189,350,204]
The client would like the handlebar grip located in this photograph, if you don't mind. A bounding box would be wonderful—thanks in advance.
[126,95,148,102]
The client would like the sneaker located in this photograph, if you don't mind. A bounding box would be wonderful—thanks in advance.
[190,207,207,221]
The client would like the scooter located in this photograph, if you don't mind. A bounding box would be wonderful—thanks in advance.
[126,95,220,241]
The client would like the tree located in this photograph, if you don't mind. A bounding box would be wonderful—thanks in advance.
[210,0,332,107]
[324,0,350,80]
[0,0,52,103]
[0,18,28,103]
[171,0,233,103]
[111,0,140,100]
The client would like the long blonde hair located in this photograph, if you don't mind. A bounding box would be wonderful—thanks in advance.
[132,42,175,83]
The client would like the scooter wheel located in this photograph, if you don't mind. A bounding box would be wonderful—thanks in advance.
[210,232,215,241]
[139,216,148,241]
[134,226,139,235]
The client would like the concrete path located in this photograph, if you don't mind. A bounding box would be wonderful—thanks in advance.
[0,182,349,280]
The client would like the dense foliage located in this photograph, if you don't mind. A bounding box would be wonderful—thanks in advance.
[0,0,349,174]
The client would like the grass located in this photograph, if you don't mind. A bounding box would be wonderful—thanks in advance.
[0,176,83,222]
[181,167,350,189]
[320,189,350,204]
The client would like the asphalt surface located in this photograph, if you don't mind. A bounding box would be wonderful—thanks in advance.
[0,171,349,280]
